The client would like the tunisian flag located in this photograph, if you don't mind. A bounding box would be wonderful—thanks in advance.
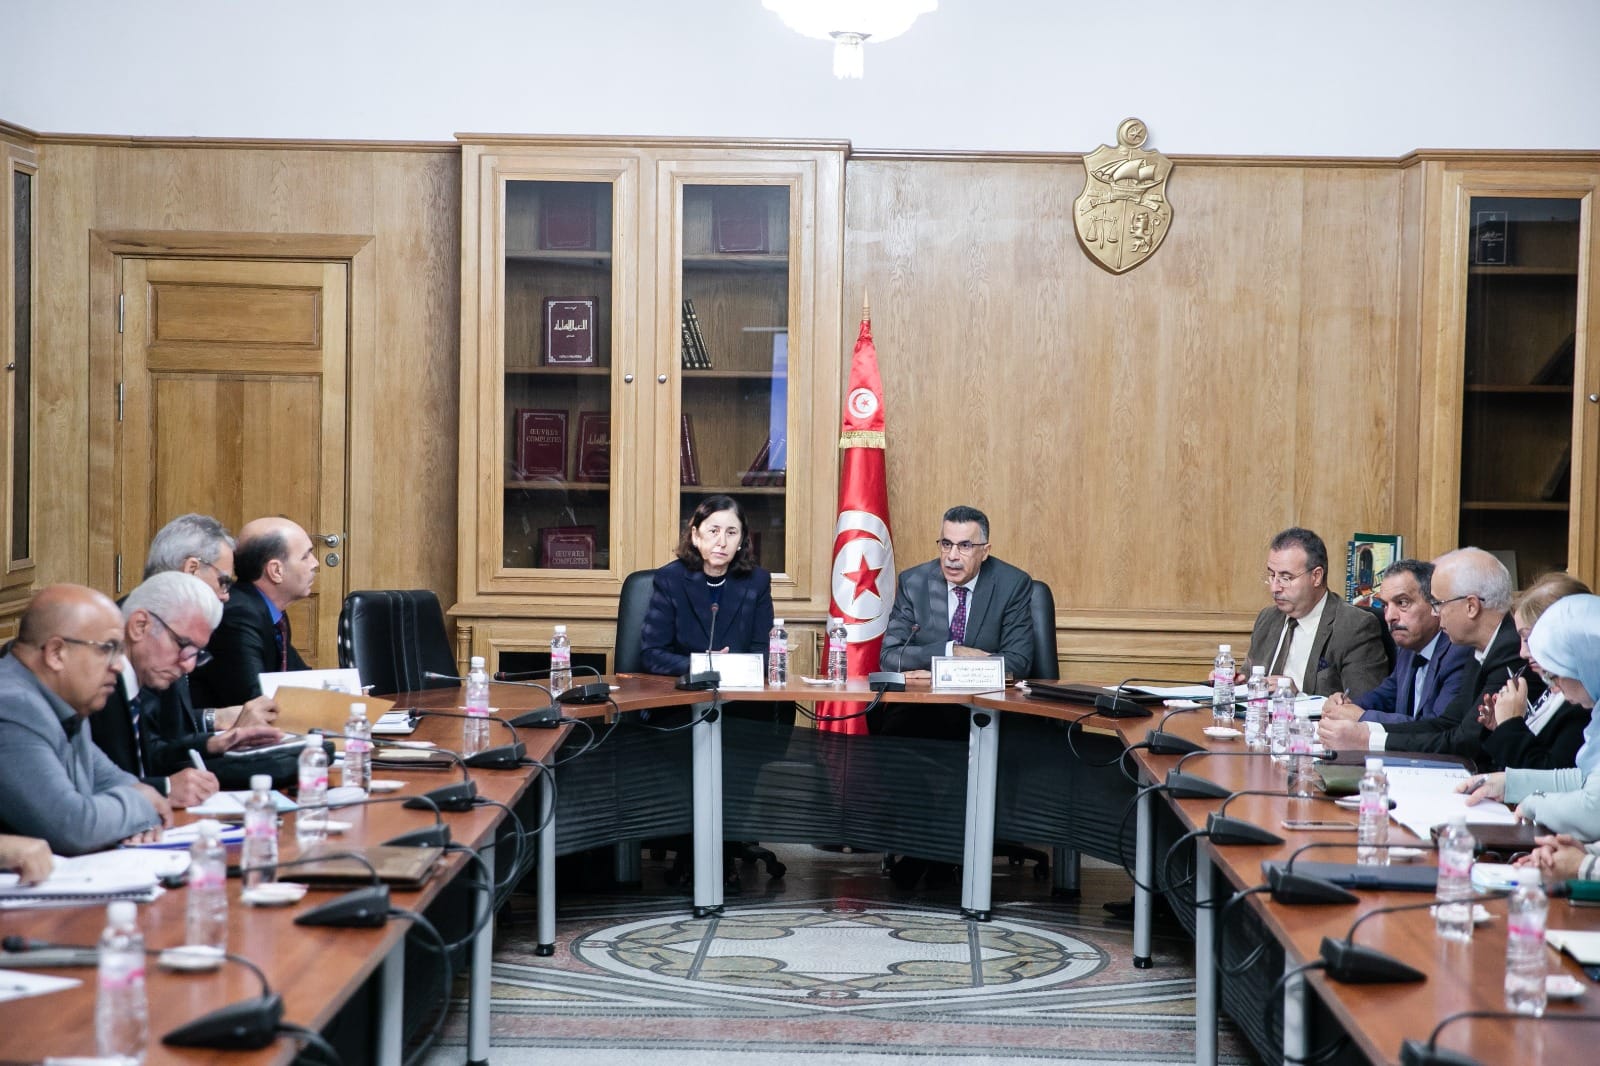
[816,303,895,734]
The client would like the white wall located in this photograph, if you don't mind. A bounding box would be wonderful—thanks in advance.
[3,0,1597,156]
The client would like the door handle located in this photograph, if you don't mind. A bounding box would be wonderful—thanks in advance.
[313,532,342,548]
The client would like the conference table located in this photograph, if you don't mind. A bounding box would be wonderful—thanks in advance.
[0,713,569,1066]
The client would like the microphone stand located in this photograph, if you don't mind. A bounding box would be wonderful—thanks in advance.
[420,670,562,727]
[868,621,919,692]
[409,708,527,768]
[289,786,452,849]
[1319,894,1497,984]
[1400,1009,1600,1066]
[238,850,387,928]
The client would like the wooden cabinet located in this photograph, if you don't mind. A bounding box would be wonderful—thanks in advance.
[0,130,36,619]
[453,139,845,670]
[1415,161,1600,587]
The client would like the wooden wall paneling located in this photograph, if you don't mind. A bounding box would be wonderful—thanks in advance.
[1391,160,1426,550]
[845,158,1406,678]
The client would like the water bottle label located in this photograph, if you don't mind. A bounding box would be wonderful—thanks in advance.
[1212,669,1232,688]
[1507,921,1545,940]
[552,650,570,665]
[1359,798,1385,816]
[829,637,846,653]
[1439,858,1471,879]
[347,738,372,752]
[770,638,785,655]
[99,960,145,990]
[299,771,327,790]
[245,820,275,839]
[465,707,489,719]
[190,866,225,890]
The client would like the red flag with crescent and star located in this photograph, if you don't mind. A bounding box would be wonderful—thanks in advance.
[816,303,894,734]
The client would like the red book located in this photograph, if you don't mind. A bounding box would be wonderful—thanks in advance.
[713,189,769,254]
[515,408,567,479]
[680,414,700,486]
[740,437,772,486]
[540,185,596,250]
[543,298,597,366]
[540,526,596,569]
[575,411,610,482]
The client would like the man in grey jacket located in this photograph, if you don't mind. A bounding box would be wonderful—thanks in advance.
[0,585,169,855]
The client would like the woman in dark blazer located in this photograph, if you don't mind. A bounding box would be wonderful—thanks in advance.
[641,495,774,676]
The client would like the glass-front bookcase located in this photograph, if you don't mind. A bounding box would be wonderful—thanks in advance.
[454,140,845,671]
[1459,195,1583,586]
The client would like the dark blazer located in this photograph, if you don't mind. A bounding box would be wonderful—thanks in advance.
[1355,633,1476,725]
[189,586,309,708]
[639,560,774,677]
[1482,693,1587,772]
[1246,590,1390,697]
[882,556,1034,678]
[1383,614,1541,764]
[89,679,165,788]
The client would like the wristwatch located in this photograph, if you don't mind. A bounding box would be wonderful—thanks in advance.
[203,708,217,732]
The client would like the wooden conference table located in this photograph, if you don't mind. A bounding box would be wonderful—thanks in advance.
[0,713,569,1066]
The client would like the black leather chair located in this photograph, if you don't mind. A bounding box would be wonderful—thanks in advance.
[337,589,458,695]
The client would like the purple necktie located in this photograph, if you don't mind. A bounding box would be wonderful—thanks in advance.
[275,614,291,671]
[951,586,969,646]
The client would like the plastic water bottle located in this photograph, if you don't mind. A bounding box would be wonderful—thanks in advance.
[1505,867,1549,1016]
[1288,706,1318,797]
[464,655,492,755]
[240,773,278,889]
[826,617,848,683]
[185,819,228,954]
[343,703,372,793]
[1244,666,1269,750]
[1269,677,1295,764]
[549,626,572,696]
[767,618,789,685]
[296,739,330,846]
[1434,815,1476,942]
[95,900,148,1063]
[1356,758,1390,865]
[1211,643,1236,726]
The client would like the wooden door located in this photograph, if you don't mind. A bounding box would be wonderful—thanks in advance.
[119,258,348,666]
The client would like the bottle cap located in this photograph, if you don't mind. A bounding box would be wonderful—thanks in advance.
[1365,757,1384,772]
[1250,664,1266,676]
[197,819,223,841]
[1219,644,1231,654]
[774,618,785,626]
[470,655,486,668]
[108,900,137,924]
[349,702,366,718]
[830,617,843,625]
[250,773,272,791]
[554,625,567,634]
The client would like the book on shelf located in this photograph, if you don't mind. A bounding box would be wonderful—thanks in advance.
[1344,533,1401,608]
[543,298,597,366]
[514,408,568,479]
[539,185,597,251]
[683,299,712,369]
[681,317,699,370]
[712,188,770,254]
[540,526,597,569]
[739,436,786,487]
[574,411,610,482]
[680,413,700,486]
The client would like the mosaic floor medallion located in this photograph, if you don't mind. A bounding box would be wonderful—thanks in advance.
[573,903,1106,1002]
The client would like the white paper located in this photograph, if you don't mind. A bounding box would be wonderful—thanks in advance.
[1382,765,1518,838]
[0,848,188,899]
[185,789,299,817]
[0,968,80,1003]
[689,652,764,690]
[259,667,364,697]
[130,822,245,850]
[930,656,1006,692]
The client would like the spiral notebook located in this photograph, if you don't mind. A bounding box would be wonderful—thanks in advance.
[0,849,188,907]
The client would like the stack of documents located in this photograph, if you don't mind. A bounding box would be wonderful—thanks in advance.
[1383,764,1519,839]
[0,849,189,909]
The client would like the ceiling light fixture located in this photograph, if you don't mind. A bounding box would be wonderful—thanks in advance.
[763,0,938,79]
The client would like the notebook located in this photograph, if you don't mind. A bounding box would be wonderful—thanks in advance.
[1546,929,1600,966]
[288,845,443,888]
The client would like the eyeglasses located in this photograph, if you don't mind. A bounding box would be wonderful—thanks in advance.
[937,539,989,555]
[198,559,235,592]
[58,636,125,660]
[1262,568,1313,587]
[146,610,214,668]
[1428,594,1474,611]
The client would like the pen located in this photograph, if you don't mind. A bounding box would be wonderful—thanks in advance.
[188,748,207,772]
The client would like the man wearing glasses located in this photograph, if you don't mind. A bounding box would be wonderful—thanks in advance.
[1320,547,1535,761]
[880,505,1035,735]
[91,571,281,807]
[190,516,320,708]
[0,584,170,854]
[1246,526,1389,697]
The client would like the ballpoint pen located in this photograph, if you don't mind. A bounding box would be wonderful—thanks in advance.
[189,748,207,772]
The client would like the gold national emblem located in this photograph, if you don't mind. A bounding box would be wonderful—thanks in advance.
[1074,117,1173,274]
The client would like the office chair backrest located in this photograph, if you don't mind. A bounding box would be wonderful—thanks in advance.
[1030,579,1060,681]
[613,569,657,673]
[338,589,458,695]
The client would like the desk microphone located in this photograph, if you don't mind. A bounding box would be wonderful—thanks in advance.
[420,670,563,727]
[1105,675,1209,719]
[1205,786,1356,846]
[869,623,917,692]
[238,850,388,928]
[409,709,527,768]
[708,601,719,654]
[288,785,453,847]
[1317,895,1492,984]
[1166,749,1341,802]
[1399,1009,1600,1066]
[1265,839,1440,904]
[3,934,285,1051]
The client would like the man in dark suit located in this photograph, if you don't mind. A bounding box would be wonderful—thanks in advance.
[1246,527,1390,697]
[92,572,281,807]
[1320,548,1539,766]
[1321,558,1475,725]
[190,516,319,708]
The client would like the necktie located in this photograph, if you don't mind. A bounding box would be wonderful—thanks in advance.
[1269,617,1297,676]
[1408,653,1430,719]
[132,689,158,778]
[275,614,291,672]
[950,586,969,646]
